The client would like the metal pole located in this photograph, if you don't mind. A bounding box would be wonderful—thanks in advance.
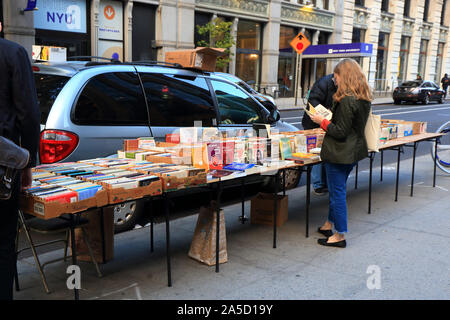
[410,142,417,197]
[149,199,154,253]
[294,53,299,106]
[69,215,79,300]
[273,173,279,249]
[100,207,106,264]
[306,165,311,237]
[380,150,384,182]
[164,194,172,287]
[354,162,359,189]
[240,178,245,224]
[395,147,401,201]
[368,153,374,214]
[433,137,438,187]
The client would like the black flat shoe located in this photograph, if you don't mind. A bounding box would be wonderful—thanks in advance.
[317,227,333,238]
[317,238,346,248]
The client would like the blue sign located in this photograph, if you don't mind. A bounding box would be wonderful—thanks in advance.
[303,43,373,58]
[23,0,37,12]
[34,0,86,33]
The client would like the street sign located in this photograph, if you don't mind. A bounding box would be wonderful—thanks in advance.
[290,32,311,55]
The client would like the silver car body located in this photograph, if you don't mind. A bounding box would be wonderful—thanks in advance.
[36,62,297,163]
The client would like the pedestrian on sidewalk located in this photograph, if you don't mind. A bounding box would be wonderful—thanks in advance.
[301,74,337,196]
[441,74,449,99]
[309,58,372,248]
[0,21,40,300]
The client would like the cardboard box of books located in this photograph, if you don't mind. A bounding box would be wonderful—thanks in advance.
[158,169,207,191]
[19,188,108,220]
[103,178,163,204]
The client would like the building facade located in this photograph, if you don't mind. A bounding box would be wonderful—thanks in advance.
[2,0,450,102]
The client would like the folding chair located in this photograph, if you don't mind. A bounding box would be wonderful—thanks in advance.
[15,210,102,295]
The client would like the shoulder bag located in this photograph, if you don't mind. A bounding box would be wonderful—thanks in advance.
[364,107,381,153]
[0,136,30,200]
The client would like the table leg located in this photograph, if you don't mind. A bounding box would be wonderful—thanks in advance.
[433,137,438,188]
[410,142,417,197]
[99,207,106,264]
[164,194,172,287]
[354,162,359,190]
[395,147,401,202]
[273,172,279,249]
[149,199,154,253]
[380,150,384,182]
[306,166,311,238]
[282,169,286,197]
[70,214,79,300]
[368,153,374,214]
[240,177,246,224]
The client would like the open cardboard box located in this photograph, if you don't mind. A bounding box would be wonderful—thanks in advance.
[165,47,226,72]
[159,172,207,191]
[104,179,163,204]
[19,189,109,220]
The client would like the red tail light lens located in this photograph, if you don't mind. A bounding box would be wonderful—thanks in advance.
[39,130,79,163]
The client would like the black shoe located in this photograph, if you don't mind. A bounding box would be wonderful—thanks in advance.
[317,227,333,238]
[313,187,328,196]
[317,238,346,248]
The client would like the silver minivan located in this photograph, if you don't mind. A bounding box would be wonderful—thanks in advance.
[34,60,300,231]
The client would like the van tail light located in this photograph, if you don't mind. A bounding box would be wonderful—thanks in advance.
[39,130,79,164]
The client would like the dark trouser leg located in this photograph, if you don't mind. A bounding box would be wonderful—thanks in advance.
[0,182,19,300]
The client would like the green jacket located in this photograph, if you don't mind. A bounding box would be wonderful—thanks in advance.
[320,95,371,164]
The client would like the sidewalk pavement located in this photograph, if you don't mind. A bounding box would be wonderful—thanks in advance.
[276,96,394,111]
[14,153,450,300]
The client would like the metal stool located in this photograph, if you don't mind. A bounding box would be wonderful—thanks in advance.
[15,210,102,295]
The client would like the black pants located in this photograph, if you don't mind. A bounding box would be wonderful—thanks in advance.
[0,180,19,300]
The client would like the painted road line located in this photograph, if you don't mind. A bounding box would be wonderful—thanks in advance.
[377,106,450,116]
[373,104,450,114]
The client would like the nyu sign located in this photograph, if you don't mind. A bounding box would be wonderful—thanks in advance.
[34,0,86,33]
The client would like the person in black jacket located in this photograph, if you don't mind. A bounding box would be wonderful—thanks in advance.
[310,59,372,248]
[441,73,449,99]
[302,74,337,195]
[0,21,40,300]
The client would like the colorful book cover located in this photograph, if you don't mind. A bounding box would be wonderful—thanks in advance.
[279,137,293,160]
[206,142,223,170]
[234,140,247,164]
[306,135,317,152]
[221,141,235,165]
[223,162,255,171]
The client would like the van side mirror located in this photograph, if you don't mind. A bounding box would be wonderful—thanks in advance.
[267,109,280,123]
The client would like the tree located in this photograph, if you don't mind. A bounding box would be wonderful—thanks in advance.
[196,18,235,70]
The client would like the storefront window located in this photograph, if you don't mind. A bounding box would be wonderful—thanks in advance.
[375,32,389,90]
[398,36,410,83]
[435,43,444,83]
[418,39,428,79]
[278,26,297,98]
[236,20,261,89]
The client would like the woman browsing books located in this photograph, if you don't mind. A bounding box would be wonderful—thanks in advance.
[309,59,372,248]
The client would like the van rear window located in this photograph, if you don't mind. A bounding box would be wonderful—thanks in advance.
[34,74,70,124]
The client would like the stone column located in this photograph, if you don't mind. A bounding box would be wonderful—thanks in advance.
[332,0,354,44]
[156,0,195,61]
[91,0,100,57]
[229,17,238,75]
[260,0,281,96]
[2,0,35,57]
[385,0,404,90]
[364,0,382,88]
[124,0,133,62]
[424,0,444,81]
[406,0,425,80]
[441,3,450,78]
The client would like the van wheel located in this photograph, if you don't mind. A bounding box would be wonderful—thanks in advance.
[113,200,145,233]
[422,95,429,105]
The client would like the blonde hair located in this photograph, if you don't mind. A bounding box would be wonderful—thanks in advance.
[333,58,373,102]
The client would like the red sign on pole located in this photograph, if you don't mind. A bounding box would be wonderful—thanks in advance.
[290,32,311,55]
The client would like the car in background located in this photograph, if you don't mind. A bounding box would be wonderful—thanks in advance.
[213,72,278,113]
[33,59,300,233]
[393,80,445,105]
